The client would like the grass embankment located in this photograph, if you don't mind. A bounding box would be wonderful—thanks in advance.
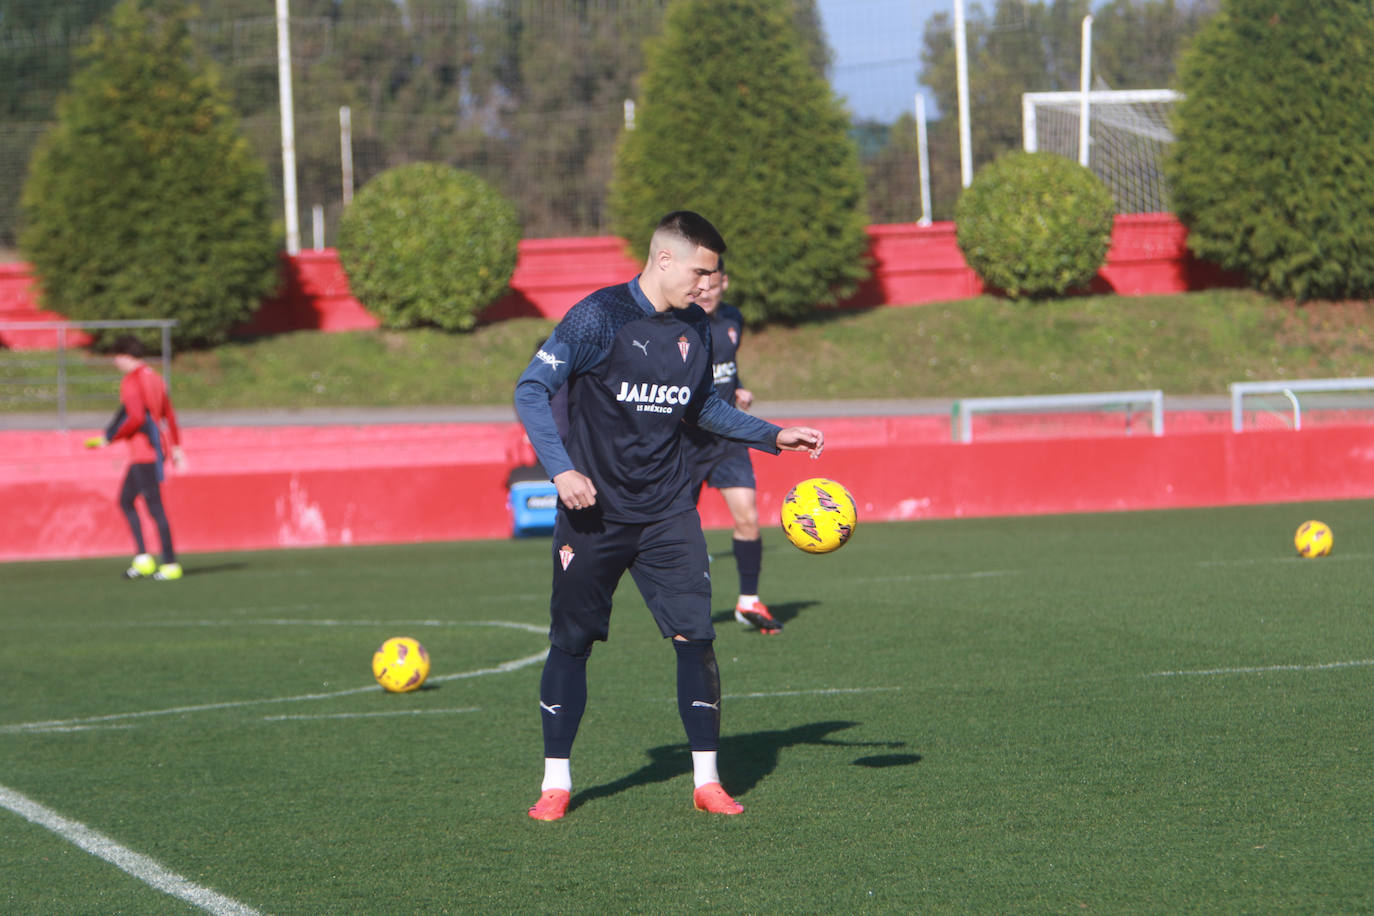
[11,289,1374,411]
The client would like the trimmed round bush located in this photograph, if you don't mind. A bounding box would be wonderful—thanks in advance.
[955,151,1115,299]
[338,164,520,331]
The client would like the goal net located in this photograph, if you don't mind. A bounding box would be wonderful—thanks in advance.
[1022,89,1181,214]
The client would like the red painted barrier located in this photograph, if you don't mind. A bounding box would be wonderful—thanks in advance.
[0,215,1242,347]
[0,262,93,349]
[4,417,1372,562]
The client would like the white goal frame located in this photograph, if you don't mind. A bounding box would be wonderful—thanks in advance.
[1023,89,1182,214]
[1229,377,1374,432]
[953,390,1165,443]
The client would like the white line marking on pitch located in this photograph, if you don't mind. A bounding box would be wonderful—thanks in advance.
[17,724,137,734]
[860,570,1018,583]
[1196,552,1374,568]
[1145,659,1374,678]
[725,686,902,699]
[1,649,547,735]
[264,707,481,722]
[0,784,261,916]
[76,618,548,634]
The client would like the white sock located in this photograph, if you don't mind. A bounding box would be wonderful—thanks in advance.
[737,595,759,609]
[541,757,572,792]
[692,750,720,788]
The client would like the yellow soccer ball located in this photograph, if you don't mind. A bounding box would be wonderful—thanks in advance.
[1294,520,1333,558]
[780,477,858,554]
[372,636,431,692]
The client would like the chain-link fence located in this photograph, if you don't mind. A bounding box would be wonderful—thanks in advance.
[1,1,1208,251]
[0,319,175,428]
[1,1,938,252]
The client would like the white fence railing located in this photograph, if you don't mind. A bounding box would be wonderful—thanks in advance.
[1229,377,1374,432]
[952,390,1164,443]
[0,319,176,430]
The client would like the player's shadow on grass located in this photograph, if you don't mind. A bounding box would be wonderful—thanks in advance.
[710,600,817,628]
[184,562,250,576]
[571,720,911,811]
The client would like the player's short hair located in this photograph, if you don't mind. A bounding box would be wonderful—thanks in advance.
[651,210,727,257]
[111,335,146,359]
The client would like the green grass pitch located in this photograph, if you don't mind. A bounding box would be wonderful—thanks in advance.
[3,501,1373,914]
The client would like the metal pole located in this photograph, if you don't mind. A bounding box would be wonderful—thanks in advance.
[162,323,172,394]
[954,0,973,188]
[915,94,932,226]
[339,105,354,207]
[276,0,301,254]
[1079,15,1093,168]
[57,325,68,432]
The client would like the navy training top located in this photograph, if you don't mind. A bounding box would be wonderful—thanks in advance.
[514,276,782,523]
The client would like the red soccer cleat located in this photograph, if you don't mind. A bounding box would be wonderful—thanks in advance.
[693,782,744,815]
[527,789,571,821]
[734,601,782,635]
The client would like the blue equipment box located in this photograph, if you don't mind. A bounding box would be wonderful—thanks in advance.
[509,479,558,537]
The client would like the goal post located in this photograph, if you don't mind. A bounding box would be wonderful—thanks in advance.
[1229,377,1374,432]
[1023,89,1182,214]
[952,390,1165,443]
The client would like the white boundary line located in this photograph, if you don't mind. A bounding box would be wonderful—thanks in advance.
[859,570,1018,583]
[0,784,262,916]
[2,649,547,735]
[263,707,481,722]
[1145,659,1374,678]
[725,686,902,699]
[62,618,548,633]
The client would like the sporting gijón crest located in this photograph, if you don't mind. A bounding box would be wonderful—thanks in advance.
[677,335,690,362]
[558,544,574,570]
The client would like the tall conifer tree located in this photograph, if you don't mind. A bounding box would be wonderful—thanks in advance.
[1169,0,1374,300]
[610,0,868,323]
[20,0,279,345]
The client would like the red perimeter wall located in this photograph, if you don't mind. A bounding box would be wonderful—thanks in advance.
[0,213,1288,562]
[3,418,1371,562]
[0,214,1240,347]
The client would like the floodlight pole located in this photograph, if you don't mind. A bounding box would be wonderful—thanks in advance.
[954,0,973,188]
[276,0,301,254]
[340,105,354,207]
[915,93,932,226]
[1079,14,1093,167]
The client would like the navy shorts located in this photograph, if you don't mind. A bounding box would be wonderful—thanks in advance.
[687,440,756,501]
[547,507,714,654]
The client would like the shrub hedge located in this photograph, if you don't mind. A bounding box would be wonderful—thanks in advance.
[955,151,1115,299]
[338,163,521,332]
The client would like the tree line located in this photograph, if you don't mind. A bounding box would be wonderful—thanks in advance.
[2,0,1213,246]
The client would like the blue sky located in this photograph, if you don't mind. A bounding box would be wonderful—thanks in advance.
[815,0,948,121]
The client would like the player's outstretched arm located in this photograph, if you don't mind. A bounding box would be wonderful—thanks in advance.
[553,469,598,510]
[775,426,824,459]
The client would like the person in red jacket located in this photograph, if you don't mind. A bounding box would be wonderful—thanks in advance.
[85,336,186,580]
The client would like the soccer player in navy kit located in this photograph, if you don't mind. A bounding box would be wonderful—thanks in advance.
[514,211,824,820]
[683,260,780,634]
